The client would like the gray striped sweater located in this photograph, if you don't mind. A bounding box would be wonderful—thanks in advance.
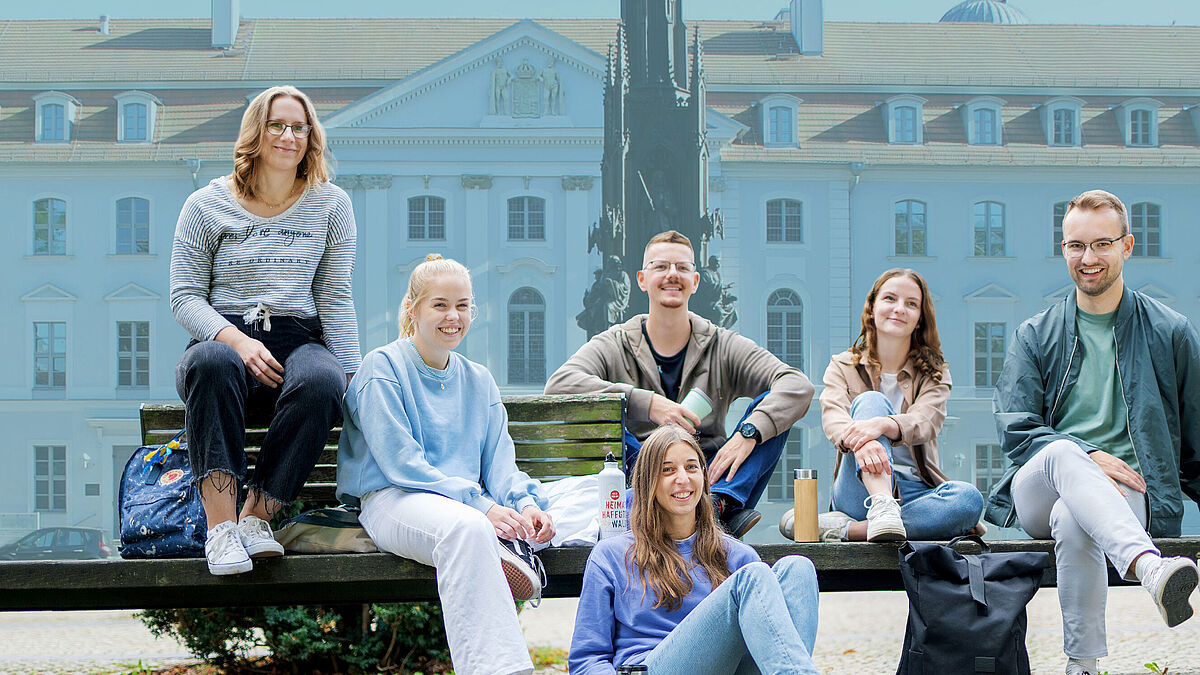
[169,177,361,372]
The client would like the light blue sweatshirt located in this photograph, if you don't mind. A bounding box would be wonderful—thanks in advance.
[337,338,546,514]
[569,531,760,674]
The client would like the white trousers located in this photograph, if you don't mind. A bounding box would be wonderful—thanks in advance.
[1011,439,1156,659]
[360,488,534,675]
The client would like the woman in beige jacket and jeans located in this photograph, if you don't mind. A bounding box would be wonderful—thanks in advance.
[819,269,983,542]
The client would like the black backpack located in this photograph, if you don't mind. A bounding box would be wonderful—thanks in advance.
[896,535,1051,675]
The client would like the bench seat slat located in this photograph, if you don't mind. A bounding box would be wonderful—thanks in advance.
[9,539,1200,611]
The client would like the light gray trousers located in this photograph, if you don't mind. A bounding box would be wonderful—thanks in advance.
[1012,438,1156,659]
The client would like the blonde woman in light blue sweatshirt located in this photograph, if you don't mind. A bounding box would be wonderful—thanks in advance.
[337,254,554,675]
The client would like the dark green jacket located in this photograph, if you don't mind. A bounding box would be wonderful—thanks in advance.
[986,286,1200,537]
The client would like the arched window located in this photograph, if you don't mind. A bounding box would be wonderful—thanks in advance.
[123,103,148,141]
[508,196,545,241]
[1130,202,1161,257]
[408,196,446,240]
[768,106,793,144]
[766,289,803,370]
[972,201,1005,257]
[1051,201,1068,256]
[33,198,67,255]
[508,287,546,384]
[894,200,926,256]
[116,197,150,254]
[894,106,918,144]
[42,104,66,141]
[766,198,802,243]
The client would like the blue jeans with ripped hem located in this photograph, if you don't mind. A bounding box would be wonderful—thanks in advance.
[174,314,345,507]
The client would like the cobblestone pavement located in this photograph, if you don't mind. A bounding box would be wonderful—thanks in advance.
[3,588,1198,674]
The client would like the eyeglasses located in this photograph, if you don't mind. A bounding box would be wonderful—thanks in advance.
[265,120,312,138]
[644,260,696,275]
[1061,236,1126,258]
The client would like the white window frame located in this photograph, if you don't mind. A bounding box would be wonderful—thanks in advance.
[116,320,151,389]
[1119,98,1162,148]
[32,195,69,256]
[407,194,448,241]
[972,200,1007,257]
[507,287,546,385]
[765,288,804,370]
[884,95,927,145]
[114,195,151,255]
[760,95,801,148]
[962,96,1004,146]
[894,199,928,256]
[33,444,68,513]
[114,91,161,143]
[1041,97,1084,147]
[765,198,803,244]
[33,91,80,143]
[506,195,548,242]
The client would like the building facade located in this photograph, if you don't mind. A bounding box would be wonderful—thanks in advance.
[2,1,1199,543]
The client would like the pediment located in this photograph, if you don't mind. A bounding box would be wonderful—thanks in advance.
[104,282,161,302]
[496,257,557,275]
[1137,283,1175,305]
[21,283,76,302]
[1043,283,1075,305]
[324,20,606,134]
[963,282,1018,303]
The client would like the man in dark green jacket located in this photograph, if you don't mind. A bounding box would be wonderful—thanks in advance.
[988,189,1200,675]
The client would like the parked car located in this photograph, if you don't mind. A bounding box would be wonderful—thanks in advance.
[0,527,113,560]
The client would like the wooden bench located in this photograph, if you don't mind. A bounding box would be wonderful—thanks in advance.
[2,390,1199,611]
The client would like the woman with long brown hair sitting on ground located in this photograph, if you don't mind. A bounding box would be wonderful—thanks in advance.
[569,424,819,674]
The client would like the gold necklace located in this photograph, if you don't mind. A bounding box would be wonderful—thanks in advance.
[258,182,299,209]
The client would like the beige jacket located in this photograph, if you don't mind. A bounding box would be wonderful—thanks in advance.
[820,350,951,486]
[546,313,813,454]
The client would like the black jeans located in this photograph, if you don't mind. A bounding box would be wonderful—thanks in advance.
[174,315,345,506]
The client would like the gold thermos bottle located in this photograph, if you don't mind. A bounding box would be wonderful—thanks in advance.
[793,468,819,543]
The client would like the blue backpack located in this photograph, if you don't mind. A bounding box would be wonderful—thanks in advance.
[118,432,207,558]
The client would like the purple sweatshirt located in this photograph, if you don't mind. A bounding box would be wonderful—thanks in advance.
[568,531,760,674]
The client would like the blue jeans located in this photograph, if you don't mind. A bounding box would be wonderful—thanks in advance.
[641,556,820,675]
[624,392,788,510]
[830,391,983,540]
[175,315,345,506]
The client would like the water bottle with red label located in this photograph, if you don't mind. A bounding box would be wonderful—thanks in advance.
[597,451,627,539]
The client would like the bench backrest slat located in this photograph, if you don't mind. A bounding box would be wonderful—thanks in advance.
[139,392,626,506]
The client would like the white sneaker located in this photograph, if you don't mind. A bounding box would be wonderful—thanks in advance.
[1140,555,1199,628]
[205,520,253,576]
[237,515,285,558]
[1064,658,1098,675]
[864,493,906,542]
[498,538,545,606]
[818,511,854,542]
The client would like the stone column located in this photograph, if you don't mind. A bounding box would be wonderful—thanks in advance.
[337,174,393,354]
[461,174,493,364]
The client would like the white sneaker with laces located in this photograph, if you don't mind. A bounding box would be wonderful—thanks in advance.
[205,520,253,576]
[818,511,854,542]
[497,538,545,606]
[237,515,285,558]
[1140,555,1199,628]
[864,493,906,542]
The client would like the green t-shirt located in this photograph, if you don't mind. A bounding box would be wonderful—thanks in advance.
[1052,308,1139,472]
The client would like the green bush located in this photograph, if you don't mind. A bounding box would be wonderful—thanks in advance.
[138,602,450,673]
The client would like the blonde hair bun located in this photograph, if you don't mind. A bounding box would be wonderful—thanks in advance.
[425,253,444,262]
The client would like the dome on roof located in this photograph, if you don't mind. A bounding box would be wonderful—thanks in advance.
[940,0,1030,24]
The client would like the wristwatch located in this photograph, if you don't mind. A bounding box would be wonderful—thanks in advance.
[738,422,762,443]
